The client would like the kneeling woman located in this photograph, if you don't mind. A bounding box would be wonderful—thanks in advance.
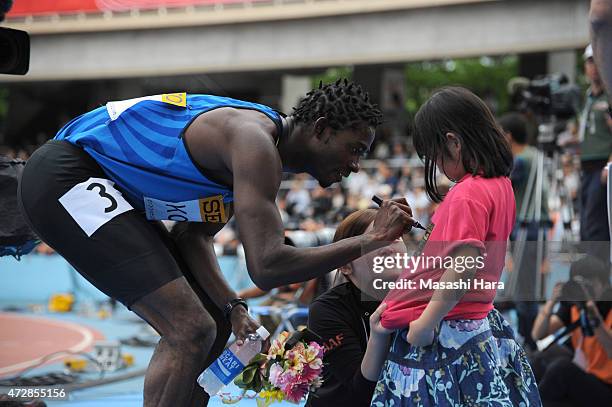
[306,209,404,407]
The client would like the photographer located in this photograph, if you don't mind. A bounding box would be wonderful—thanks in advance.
[578,45,612,264]
[590,0,612,96]
[499,112,550,351]
[532,256,612,406]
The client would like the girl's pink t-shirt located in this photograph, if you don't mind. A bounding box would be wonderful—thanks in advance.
[381,174,516,330]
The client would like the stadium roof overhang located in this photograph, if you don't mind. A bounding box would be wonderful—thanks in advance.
[1,0,589,82]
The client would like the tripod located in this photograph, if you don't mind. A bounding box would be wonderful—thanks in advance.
[505,119,576,302]
[501,118,580,350]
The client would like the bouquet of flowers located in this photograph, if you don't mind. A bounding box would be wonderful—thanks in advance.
[228,328,325,406]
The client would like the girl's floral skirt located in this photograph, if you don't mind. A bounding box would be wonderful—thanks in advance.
[371,309,542,407]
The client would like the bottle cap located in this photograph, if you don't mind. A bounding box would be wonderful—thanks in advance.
[256,326,270,340]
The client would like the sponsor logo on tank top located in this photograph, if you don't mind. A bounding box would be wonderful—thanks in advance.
[106,92,186,121]
[143,195,228,223]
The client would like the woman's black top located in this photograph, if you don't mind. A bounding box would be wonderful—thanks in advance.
[305,282,380,407]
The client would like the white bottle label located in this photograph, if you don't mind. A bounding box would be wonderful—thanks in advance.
[208,348,245,385]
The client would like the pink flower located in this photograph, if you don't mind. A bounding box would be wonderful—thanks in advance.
[282,381,309,403]
[259,332,326,404]
[304,343,324,370]
[268,363,283,387]
[310,375,324,390]
[284,348,306,374]
[308,341,325,359]
[300,365,320,383]
[267,331,290,360]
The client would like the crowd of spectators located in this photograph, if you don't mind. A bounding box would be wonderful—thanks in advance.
[1,75,609,406]
[0,112,587,262]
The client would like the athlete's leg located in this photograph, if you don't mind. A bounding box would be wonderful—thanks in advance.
[152,223,233,406]
[130,278,218,407]
[188,284,232,405]
[18,141,221,407]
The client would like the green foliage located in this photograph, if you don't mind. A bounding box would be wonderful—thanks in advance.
[312,66,353,87]
[310,57,518,119]
[234,353,267,393]
[404,56,519,116]
[0,88,8,122]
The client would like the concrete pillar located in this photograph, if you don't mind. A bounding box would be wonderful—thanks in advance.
[280,75,311,114]
[381,68,407,140]
[547,50,578,84]
[353,65,383,107]
[253,76,279,109]
[518,52,548,80]
[114,79,145,100]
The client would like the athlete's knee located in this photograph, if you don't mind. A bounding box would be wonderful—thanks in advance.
[167,314,217,355]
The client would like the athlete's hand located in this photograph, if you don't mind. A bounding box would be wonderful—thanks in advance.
[370,198,415,242]
[389,197,413,212]
[230,306,261,346]
[406,317,435,347]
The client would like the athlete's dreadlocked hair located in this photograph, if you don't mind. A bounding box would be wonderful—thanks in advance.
[292,79,383,129]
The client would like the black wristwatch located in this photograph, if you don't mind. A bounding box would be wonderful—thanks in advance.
[223,298,248,320]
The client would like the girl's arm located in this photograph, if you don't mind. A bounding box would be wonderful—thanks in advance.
[361,303,392,381]
[407,245,480,346]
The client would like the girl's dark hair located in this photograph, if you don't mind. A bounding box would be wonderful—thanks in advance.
[413,86,513,203]
[332,209,377,286]
[292,79,383,130]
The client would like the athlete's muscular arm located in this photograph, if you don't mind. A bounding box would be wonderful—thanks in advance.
[171,222,260,342]
[229,125,412,291]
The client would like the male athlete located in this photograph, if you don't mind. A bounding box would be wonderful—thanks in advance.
[18,80,415,406]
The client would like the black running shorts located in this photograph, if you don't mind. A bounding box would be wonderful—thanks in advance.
[18,140,183,308]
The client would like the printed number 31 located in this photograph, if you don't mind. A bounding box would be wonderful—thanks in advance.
[87,182,118,213]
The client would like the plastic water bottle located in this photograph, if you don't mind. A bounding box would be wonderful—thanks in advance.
[197,326,270,395]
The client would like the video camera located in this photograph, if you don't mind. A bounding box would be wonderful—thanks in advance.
[511,73,581,120]
[0,0,29,75]
[560,276,612,336]
[560,275,597,306]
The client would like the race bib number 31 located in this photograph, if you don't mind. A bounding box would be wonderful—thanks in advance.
[59,178,133,237]
[144,195,227,223]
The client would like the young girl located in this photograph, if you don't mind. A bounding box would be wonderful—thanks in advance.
[370,87,542,406]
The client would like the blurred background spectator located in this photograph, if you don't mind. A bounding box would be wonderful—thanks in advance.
[578,44,612,264]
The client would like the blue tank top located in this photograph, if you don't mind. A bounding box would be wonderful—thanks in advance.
[55,93,282,222]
